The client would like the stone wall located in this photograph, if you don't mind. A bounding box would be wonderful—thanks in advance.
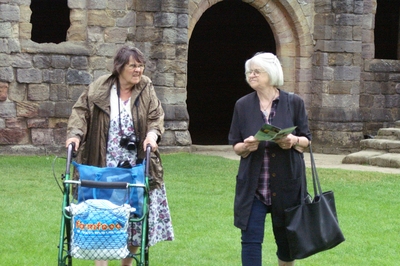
[0,0,191,155]
[361,59,400,131]
[1,0,400,155]
[307,0,400,154]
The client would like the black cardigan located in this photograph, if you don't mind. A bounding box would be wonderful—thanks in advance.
[228,89,312,230]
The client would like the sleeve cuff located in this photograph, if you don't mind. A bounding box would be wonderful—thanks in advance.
[146,131,158,142]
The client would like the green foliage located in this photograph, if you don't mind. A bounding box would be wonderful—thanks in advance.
[0,154,399,265]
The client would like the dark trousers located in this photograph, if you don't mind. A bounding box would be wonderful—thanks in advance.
[241,197,292,266]
[241,197,271,266]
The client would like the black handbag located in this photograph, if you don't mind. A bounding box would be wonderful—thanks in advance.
[284,144,345,259]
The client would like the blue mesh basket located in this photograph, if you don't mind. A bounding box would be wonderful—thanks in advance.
[69,199,132,260]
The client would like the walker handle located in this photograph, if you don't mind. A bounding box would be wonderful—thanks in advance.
[145,144,151,177]
[65,142,75,175]
[80,180,129,189]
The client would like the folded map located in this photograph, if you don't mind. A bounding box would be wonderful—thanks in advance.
[254,124,297,141]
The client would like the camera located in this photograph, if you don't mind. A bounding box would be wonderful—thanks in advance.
[120,134,139,151]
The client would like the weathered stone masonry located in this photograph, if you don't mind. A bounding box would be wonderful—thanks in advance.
[310,0,400,153]
[0,0,399,155]
[0,0,190,155]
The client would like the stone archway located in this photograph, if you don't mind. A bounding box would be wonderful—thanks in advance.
[187,0,314,145]
[187,1,276,144]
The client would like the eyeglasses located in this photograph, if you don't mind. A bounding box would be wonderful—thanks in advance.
[245,69,266,76]
[126,64,145,70]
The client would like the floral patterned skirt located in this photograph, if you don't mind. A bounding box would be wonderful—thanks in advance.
[127,183,174,246]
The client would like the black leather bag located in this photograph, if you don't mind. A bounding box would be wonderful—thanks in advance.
[284,145,345,259]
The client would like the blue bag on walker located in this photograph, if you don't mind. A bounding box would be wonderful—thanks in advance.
[68,199,133,260]
[72,162,145,217]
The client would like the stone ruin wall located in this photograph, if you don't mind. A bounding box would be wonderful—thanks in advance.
[0,0,400,155]
[0,0,191,155]
[309,0,400,154]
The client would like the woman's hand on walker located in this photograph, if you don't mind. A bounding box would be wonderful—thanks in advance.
[143,136,158,152]
[66,137,80,151]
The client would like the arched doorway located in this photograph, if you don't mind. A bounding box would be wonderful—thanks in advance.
[187,0,276,145]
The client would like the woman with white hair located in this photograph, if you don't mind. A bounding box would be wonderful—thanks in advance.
[229,52,312,266]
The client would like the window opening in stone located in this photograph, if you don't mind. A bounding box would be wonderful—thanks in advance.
[30,0,70,44]
[375,0,400,59]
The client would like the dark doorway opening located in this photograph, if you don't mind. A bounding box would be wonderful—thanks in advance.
[375,0,400,59]
[30,0,70,44]
[187,0,276,145]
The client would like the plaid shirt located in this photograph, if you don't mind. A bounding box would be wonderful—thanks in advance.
[256,97,279,206]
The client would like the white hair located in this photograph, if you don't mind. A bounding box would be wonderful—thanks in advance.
[245,52,284,87]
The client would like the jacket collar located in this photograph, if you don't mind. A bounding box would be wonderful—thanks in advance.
[90,74,151,114]
[91,75,112,114]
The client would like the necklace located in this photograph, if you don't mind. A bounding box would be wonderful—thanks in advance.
[260,89,278,117]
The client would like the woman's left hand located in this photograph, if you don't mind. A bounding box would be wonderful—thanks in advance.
[275,134,297,150]
[143,136,158,152]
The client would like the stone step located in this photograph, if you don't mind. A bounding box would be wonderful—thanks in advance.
[370,153,400,168]
[375,127,400,140]
[342,121,400,169]
[342,150,400,168]
[342,150,385,165]
[360,139,400,152]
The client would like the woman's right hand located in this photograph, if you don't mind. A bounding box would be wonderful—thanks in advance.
[66,137,80,151]
[243,136,259,152]
[234,136,259,158]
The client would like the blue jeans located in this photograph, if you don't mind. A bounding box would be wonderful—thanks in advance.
[241,197,271,266]
[241,197,293,265]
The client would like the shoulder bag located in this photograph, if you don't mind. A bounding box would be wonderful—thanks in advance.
[284,144,345,259]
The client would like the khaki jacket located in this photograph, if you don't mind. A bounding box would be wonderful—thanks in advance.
[67,74,165,190]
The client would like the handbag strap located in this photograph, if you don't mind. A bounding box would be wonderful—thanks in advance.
[309,144,323,196]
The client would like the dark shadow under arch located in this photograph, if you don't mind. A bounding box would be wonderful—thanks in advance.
[187,0,276,145]
[375,0,400,59]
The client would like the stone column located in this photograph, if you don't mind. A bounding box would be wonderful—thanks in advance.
[311,0,364,153]
[135,0,191,152]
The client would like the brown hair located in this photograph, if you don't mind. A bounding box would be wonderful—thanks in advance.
[106,46,146,84]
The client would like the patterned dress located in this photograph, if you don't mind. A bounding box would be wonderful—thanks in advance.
[106,85,174,246]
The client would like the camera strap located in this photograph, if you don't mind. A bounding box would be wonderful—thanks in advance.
[116,79,126,136]
[116,79,145,139]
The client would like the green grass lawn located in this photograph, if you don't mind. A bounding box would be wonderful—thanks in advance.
[0,153,399,265]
